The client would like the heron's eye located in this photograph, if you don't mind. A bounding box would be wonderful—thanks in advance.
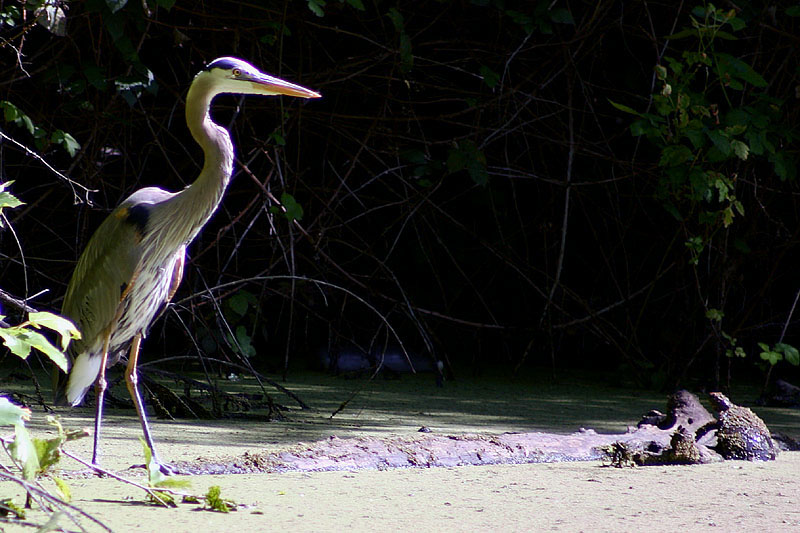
[232,68,242,77]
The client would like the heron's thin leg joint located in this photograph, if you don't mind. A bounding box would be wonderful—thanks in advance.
[125,333,166,469]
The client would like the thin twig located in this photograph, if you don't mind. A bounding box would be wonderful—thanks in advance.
[60,449,188,507]
[539,67,575,328]
[0,288,39,314]
[0,129,94,205]
[0,469,111,532]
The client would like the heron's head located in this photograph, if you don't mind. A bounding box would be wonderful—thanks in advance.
[196,57,321,99]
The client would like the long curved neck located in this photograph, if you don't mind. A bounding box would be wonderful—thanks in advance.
[167,77,235,243]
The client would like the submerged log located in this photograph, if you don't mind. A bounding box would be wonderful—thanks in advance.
[172,390,787,475]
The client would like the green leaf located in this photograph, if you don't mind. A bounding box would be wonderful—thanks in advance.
[0,498,26,519]
[141,438,169,487]
[726,14,746,32]
[16,329,69,372]
[1,100,20,122]
[726,346,746,359]
[0,397,31,426]
[32,435,63,472]
[685,235,704,254]
[745,129,772,156]
[387,7,404,32]
[505,9,533,30]
[141,435,187,499]
[712,173,730,202]
[20,114,35,135]
[759,348,782,366]
[154,0,177,9]
[549,8,574,24]
[629,119,648,137]
[27,311,81,350]
[150,490,177,507]
[307,0,325,17]
[0,191,24,209]
[401,149,426,165]
[715,53,768,88]
[234,326,255,357]
[0,328,32,358]
[659,145,693,167]
[705,129,731,157]
[9,423,39,480]
[662,201,683,221]
[103,11,125,42]
[345,0,365,10]
[399,32,413,72]
[725,124,746,136]
[280,192,304,222]
[775,343,800,366]
[447,141,488,186]
[205,485,234,513]
[53,477,71,502]
[608,99,643,117]
[227,291,253,317]
[722,206,734,227]
[712,30,737,41]
[479,65,499,89]
[154,477,191,489]
[0,313,75,373]
[685,120,706,149]
[705,308,724,322]
[771,151,796,181]
[83,65,108,90]
[270,132,286,146]
[730,139,749,160]
[664,28,697,40]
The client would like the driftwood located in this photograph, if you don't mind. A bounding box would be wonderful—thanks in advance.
[178,430,647,475]
[170,390,791,475]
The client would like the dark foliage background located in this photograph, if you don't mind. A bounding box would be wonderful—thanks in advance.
[1,0,798,391]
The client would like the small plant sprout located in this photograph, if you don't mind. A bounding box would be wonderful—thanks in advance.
[141,439,191,507]
[204,485,236,513]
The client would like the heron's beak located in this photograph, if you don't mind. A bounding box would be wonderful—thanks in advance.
[249,72,321,99]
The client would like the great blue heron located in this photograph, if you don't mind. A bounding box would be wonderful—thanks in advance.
[59,57,320,470]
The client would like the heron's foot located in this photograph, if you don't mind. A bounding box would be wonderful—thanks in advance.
[132,459,176,476]
[155,461,176,476]
[88,466,109,478]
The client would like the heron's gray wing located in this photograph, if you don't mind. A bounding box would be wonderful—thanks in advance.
[62,203,147,359]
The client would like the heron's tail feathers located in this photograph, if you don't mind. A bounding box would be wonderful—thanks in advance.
[65,353,102,406]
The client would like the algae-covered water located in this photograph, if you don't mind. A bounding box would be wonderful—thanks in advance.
[2,372,799,531]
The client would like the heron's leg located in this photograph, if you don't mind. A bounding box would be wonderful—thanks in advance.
[167,252,185,302]
[92,333,112,465]
[124,333,170,473]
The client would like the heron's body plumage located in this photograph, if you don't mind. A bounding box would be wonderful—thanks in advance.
[62,93,233,405]
[57,57,319,468]
[62,191,187,404]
